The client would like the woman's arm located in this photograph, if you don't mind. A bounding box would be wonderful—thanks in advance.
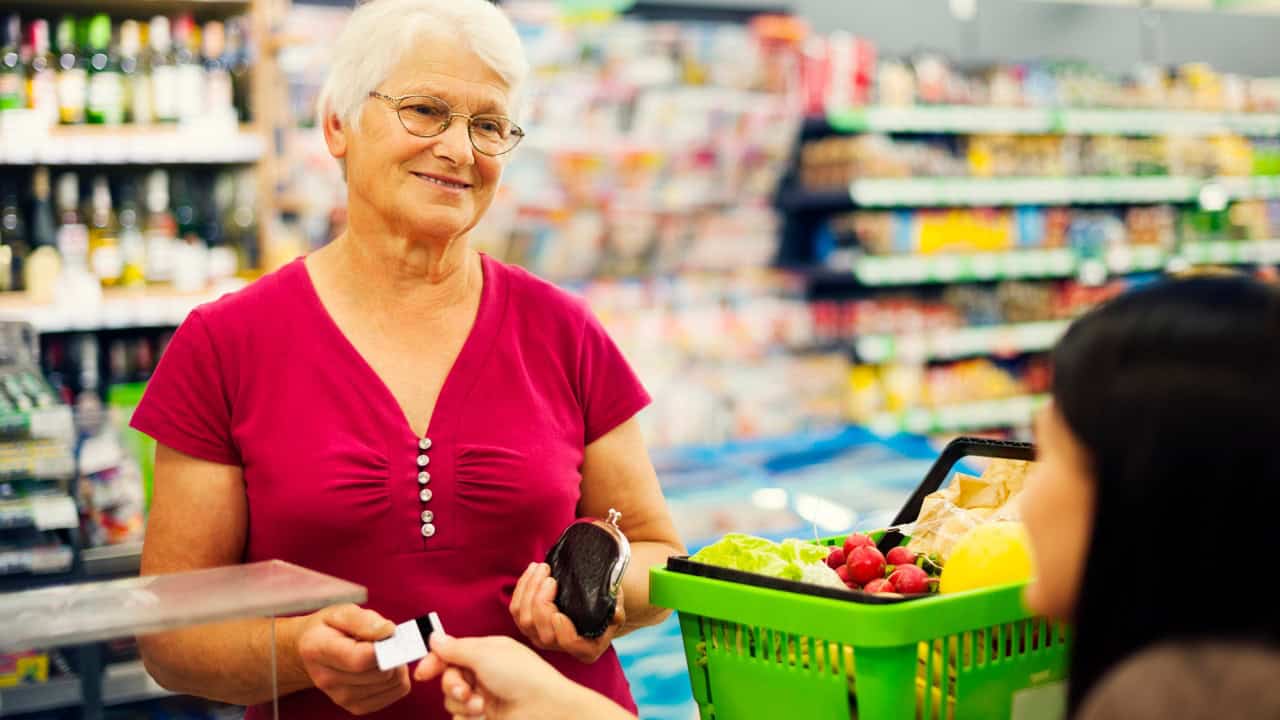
[577,417,686,634]
[138,444,409,712]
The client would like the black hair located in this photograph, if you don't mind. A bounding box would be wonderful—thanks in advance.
[1050,275,1280,715]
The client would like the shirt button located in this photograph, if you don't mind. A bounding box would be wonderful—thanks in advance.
[418,471,430,485]
[421,523,436,538]
[419,438,432,451]
[421,510,434,523]
[419,488,433,502]
[417,454,430,467]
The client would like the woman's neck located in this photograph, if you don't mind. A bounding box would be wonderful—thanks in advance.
[316,226,479,315]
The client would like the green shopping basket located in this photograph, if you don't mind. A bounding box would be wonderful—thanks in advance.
[650,437,1071,720]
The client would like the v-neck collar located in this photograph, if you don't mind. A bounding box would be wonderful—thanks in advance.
[292,252,506,444]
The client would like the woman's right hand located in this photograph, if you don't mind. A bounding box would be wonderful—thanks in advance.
[294,604,411,715]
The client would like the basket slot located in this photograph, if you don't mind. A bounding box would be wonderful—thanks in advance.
[916,637,960,720]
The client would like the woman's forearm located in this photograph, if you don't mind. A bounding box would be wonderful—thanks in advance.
[618,540,683,635]
[139,615,315,706]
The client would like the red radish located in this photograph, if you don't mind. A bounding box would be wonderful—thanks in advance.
[889,564,930,594]
[886,546,916,567]
[843,533,874,556]
[846,546,886,586]
[835,564,852,584]
[863,578,895,594]
[826,547,846,569]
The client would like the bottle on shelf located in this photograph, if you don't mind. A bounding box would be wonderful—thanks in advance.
[55,172,88,269]
[119,19,148,125]
[143,169,176,282]
[203,21,234,123]
[54,15,86,125]
[0,13,24,111]
[117,178,146,287]
[171,171,209,291]
[229,169,258,271]
[208,171,238,281]
[173,14,205,123]
[226,17,251,123]
[85,14,124,125]
[25,167,62,302]
[0,180,27,291]
[25,19,59,126]
[87,175,122,286]
[148,16,179,124]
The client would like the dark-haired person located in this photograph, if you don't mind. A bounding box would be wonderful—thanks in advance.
[415,276,1280,720]
[1020,274,1280,719]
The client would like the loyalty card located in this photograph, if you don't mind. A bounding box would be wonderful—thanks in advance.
[374,612,444,671]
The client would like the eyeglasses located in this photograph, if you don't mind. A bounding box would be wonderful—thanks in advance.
[368,91,525,156]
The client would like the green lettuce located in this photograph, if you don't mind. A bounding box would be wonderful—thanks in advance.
[690,533,844,589]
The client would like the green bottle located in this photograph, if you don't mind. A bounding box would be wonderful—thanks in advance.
[0,14,24,111]
[54,15,86,124]
[85,14,123,125]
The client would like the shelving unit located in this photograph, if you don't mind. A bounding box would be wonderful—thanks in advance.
[0,124,266,166]
[854,320,1071,364]
[0,285,241,333]
[826,105,1280,137]
[0,0,289,715]
[807,239,1280,291]
[868,394,1049,436]
[0,659,173,717]
[845,175,1279,208]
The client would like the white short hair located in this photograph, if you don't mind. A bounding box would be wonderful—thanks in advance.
[317,0,529,129]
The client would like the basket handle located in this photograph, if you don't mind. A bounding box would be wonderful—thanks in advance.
[876,437,1035,554]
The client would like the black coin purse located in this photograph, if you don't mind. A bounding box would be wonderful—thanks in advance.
[544,509,631,639]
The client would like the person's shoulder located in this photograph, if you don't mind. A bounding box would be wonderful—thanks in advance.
[486,254,592,326]
[189,257,309,335]
[1078,641,1280,720]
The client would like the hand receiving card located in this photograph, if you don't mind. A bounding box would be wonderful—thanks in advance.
[374,611,445,671]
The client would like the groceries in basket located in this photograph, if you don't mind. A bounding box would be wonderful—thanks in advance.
[689,534,845,589]
[685,455,1038,601]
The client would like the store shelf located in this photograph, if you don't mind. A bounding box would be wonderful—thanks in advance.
[828,106,1055,134]
[0,545,75,578]
[847,176,1200,207]
[852,247,1079,285]
[844,175,1280,208]
[0,406,75,442]
[825,239,1276,290]
[0,661,172,717]
[0,439,77,479]
[0,496,79,532]
[825,105,1280,137]
[0,123,265,166]
[82,542,144,578]
[0,285,242,334]
[868,394,1049,436]
[855,320,1071,364]
[1,0,248,16]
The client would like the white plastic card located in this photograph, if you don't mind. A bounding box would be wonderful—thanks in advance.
[375,612,444,671]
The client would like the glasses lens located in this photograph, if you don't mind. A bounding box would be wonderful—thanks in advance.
[470,116,522,155]
[397,96,451,137]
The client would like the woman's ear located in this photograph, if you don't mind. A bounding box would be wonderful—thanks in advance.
[323,108,349,160]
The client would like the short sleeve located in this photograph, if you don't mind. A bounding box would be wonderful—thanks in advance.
[130,310,241,466]
[577,310,651,445]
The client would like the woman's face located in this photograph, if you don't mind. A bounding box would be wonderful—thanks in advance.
[329,35,513,244]
[1021,402,1096,621]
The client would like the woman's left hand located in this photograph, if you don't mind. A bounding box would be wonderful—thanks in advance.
[509,562,624,664]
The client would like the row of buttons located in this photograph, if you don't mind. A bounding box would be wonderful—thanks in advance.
[418,437,435,538]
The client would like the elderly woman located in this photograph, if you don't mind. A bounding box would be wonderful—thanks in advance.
[128,0,684,717]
